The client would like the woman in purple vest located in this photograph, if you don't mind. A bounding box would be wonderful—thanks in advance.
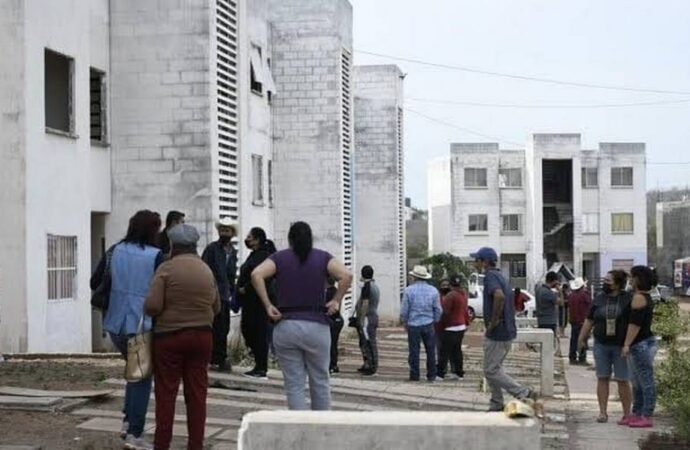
[251,222,353,410]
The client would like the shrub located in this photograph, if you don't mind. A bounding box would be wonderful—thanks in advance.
[656,348,690,414]
[653,299,689,344]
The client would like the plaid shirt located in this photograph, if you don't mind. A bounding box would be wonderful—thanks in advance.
[400,281,442,327]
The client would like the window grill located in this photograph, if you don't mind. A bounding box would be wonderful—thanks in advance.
[47,235,77,301]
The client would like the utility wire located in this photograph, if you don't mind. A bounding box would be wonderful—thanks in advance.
[405,108,690,165]
[406,97,690,109]
[356,49,690,96]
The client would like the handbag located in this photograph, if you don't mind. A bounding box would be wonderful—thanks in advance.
[90,246,114,311]
[125,316,153,382]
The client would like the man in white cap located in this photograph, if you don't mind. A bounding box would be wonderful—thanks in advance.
[567,277,591,364]
[202,218,238,372]
[400,265,442,382]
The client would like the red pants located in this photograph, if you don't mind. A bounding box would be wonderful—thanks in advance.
[153,328,212,450]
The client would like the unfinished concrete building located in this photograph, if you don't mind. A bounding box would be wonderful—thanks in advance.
[427,156,452,255]
[354,65,405,319]
[450,134,647,290]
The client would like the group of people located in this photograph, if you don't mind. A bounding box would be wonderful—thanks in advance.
[534,266,659,428]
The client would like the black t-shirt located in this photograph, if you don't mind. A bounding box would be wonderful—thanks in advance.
[588,291,631,346]
[631,293,654,346]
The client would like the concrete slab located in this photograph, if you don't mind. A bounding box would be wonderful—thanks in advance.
[238,411,539,450]
[213,429,237,441]
[0,446,42,450]
[0,386,113,398]
[0,395,61,407]
[514,329,554,396]
[76,417,222,439]
[71,407,241,427]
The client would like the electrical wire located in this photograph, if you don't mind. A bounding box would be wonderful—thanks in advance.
[356,49,690,96]
[406,97,690,109]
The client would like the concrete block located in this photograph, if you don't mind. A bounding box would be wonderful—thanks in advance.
[238,411,539,450]
[514,329,555,396]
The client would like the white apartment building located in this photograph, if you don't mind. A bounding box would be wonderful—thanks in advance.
[0,0,404,353]
[449,134,647,290]
[354,65,405,319]
[427,156,451,255]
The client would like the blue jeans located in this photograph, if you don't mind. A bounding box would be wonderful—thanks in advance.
[110,332,152,437]
[569,323,586,362]
[628,337,658,417]
[407,324,437,380]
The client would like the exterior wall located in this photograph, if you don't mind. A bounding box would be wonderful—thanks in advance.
[579,150,601,254]
[267,0,355,309]
[450,144,501,259]
[21,0,108,352]
[427,157,451,254]
[354,64,404,319]
[108,0,217,246]
[656,201,690,284]
[0,0,28,353]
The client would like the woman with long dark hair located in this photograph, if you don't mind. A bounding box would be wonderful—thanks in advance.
[251,222,353,410]
[621,266,658,428]
[238,227,277,379]
[91,210,162,450]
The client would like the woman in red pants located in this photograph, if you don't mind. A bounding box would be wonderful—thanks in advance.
[144,224,220,450]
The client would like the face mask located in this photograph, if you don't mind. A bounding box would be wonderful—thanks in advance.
[219,236,231,245]
[602,284,613,294]
[244,239,253,249]
[440,288,451,295]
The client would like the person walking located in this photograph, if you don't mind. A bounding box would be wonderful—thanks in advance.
[400,266,442,382]
[237,227,277,379]
[202,218,238,372]
[514,288,527,315]
[536,272,564,356]
[156,210,185,256]
[578,270,633,424]
[567,277,591,364]
[622,266,658,428]
[471,247,536,411]
[144,224,219,450]
[437,274,470,379]
[92,210,163,450]
[326,277,344,374]
[250,222,353,410]
[352,265,380,376]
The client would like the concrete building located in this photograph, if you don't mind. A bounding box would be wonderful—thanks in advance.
[449,134,647,290]
[354,65,405,319]
[655,199,690,285]
[427,156,451,255]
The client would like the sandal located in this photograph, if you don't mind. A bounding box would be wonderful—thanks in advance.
[596,413,608,423]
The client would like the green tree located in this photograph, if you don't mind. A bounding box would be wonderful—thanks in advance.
[420,253,472,286]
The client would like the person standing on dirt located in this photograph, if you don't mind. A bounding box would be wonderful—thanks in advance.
[144,224,219,450]
[437,274,470,379]
[353,265,380,376]
[326,277,344,374]
[156,210,185,256]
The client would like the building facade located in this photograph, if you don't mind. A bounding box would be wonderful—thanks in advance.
[0,0,405,353]
[449,134,647,290]
[427,156,451,255]
[655,199,690,285]
[354,65,405,319]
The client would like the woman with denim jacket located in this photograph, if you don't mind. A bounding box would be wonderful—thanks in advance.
[621,266,658,429]
[91,210,162,450]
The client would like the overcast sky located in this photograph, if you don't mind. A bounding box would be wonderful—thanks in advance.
[350,0,690,208]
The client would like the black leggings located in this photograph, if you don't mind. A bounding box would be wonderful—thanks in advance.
[241,300,269,372]
[437,329,465,377]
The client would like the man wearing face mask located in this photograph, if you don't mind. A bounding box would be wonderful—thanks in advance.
[237,227,277,379]
[202,218,238,372]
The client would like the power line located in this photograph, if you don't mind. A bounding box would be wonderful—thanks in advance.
[405,108,690,165]
[406,97,690,109]
[356,49,690,96]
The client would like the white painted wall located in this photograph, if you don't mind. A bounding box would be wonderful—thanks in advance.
[427,157,451,254]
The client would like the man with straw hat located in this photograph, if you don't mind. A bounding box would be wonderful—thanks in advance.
[567,277,591,364]
[202,218,238,372]
[400,265,442,382]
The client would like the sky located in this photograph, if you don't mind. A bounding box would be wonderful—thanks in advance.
[350,0,690,209]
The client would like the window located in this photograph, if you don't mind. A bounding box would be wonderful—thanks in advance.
[501,214,522,234]
[267,159,274,207]
[582,213,599,234]
[499,168,522,188]
[582,167,598,188]
[468,214,488,233]
[45,49,74,134]
[250,45,263,95]
[47,235,77,301]
[611,213,634,234]
[90,68,107,143]
[510,261,526,278]
[464,168,487,188]
[252,154,264,205]
[612,259,634,273]
[611,167,633,187]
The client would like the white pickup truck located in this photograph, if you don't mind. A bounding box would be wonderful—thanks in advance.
[467,273,536,321]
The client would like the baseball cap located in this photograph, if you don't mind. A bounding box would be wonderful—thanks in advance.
[470,247,498,263]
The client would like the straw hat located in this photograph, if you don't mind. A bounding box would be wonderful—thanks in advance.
[409,265,432,280]
[569,277,586,290]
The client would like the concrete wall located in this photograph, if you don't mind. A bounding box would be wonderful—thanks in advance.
[427,157,451,254]
[267,0,353,262]
[108,0,216,246]
[354,64,404,319]
[0,0,28,353]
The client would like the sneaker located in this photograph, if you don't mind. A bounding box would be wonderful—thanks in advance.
[123,434,153,450]
[329,366,340,374]
[427,376,444,383]
[408,376,420,382]
[617,415,635,426]
[487,404,505,412]
[120,421,129,440]
[629,416,654,428]
[243,369,268,380]
[525,388,539,402]
[361,369,376,376]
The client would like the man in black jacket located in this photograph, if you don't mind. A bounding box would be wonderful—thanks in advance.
[156,211,185,256]
[202,218,238,372]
